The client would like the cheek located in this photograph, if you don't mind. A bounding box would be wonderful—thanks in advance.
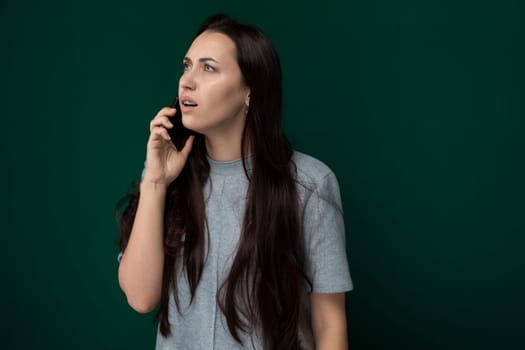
[208,82,246,110]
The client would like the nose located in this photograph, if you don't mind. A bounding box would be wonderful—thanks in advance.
[179,69,196,91]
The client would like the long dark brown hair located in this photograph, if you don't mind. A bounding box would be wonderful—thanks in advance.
[117,14,309,349]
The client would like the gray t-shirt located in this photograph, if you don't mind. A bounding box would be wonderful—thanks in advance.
[127,151,353,349]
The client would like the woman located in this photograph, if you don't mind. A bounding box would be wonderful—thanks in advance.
[117,14,353,350]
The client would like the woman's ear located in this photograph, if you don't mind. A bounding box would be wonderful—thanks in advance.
[245,91,250,108]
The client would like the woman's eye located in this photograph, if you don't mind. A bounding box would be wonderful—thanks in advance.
[183,62,191,71]
[204,64,215,72]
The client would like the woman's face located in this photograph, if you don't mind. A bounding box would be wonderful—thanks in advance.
[178,31,250,138]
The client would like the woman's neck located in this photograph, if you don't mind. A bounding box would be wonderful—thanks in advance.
[205,134,244,161]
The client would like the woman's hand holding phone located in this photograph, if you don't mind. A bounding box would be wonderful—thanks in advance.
[142,106,194,187]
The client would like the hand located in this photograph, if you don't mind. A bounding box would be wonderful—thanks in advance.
[142,106,194,186]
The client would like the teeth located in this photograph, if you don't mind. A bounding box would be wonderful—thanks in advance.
[183,100,197,106]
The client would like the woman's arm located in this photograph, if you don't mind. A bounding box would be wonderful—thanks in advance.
[310,292,348,350]
[118,106,194,313]
[118,181,167,313]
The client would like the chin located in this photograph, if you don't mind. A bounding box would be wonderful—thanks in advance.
[181,115,200,132]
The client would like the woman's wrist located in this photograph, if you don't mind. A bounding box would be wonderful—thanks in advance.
[140,179,168,194]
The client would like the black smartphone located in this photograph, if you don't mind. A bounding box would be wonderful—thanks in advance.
[168,97,196,151]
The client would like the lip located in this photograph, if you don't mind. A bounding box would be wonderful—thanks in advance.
[179,95,198,113]
[180,104,197,114]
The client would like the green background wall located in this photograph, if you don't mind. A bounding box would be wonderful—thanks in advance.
[3,0,524,348]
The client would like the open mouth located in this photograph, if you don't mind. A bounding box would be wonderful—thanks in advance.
[182,100,198,107]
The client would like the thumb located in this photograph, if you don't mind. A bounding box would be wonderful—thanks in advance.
[180,135,195,159]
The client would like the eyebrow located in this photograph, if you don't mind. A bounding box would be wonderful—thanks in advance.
[183,56,219,63]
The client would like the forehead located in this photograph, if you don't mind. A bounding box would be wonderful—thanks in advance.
[185,31,237,61]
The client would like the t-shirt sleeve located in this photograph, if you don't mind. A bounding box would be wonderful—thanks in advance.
[303,172,353,293]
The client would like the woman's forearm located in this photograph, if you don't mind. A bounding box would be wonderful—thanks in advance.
[118,181,167,313]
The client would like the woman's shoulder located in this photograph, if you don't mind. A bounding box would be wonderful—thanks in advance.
[291,150,337,186]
